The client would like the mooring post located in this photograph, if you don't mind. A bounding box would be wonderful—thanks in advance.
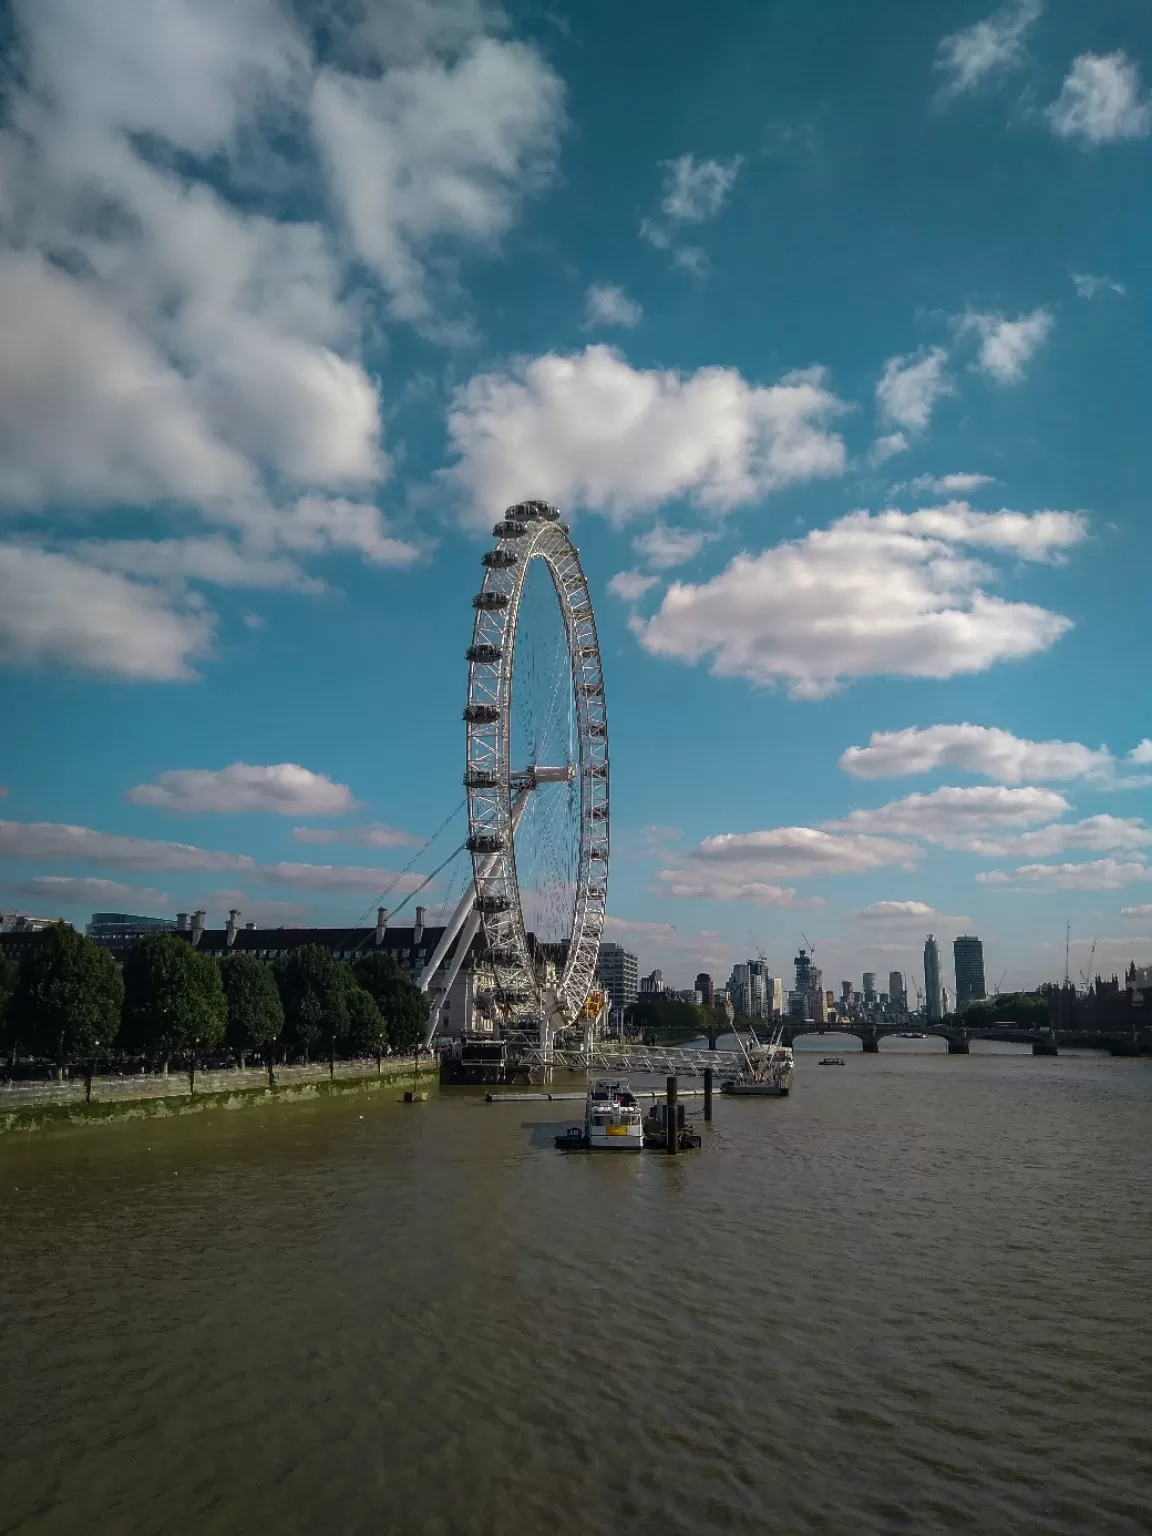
[703,1067,713,1122]
[666,1074,678,1154]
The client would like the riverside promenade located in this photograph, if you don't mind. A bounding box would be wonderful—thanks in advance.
[0,1055,437,1134]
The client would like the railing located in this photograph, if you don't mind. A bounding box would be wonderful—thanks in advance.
[512,1043,746,1077]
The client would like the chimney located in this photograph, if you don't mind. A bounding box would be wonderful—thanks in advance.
[176,912,189,932]
[226,909,240,947]
[375,907,388,945]
[414,905,426,944]
[190,910,205,946]
[245,921,256,930]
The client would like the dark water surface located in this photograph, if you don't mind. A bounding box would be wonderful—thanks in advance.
[2,1048,1150,1535]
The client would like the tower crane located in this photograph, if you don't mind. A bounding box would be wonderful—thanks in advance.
[1079,938,1098,994]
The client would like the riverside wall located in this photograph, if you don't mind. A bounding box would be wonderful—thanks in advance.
[0,1055,438,1135]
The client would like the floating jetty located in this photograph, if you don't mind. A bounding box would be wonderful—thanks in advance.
[487,1088,707,1103]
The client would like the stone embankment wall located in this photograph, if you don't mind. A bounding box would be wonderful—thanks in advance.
[0,1056,437,1134]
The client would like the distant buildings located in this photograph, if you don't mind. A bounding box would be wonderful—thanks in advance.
[789,948,822,1021]
[953,935,986,1010]
[638,968,665,996]
[695,971,714,1006]
[863,971,877,1006]
[924,935,942,1019]
[0,911,62,934]
[87,911,176,945]
[888,970,906,1011]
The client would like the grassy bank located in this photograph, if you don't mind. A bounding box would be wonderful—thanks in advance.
[0,1058,439,1136]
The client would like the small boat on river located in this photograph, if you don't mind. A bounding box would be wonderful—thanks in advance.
[819,1057,845,1066]
[719,1023,794,1097]
[555,1079,644,1150]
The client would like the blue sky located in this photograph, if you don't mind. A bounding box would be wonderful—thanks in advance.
[2,0,1151,994]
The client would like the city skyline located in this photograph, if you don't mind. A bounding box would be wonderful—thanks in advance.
[2,0,1151,994]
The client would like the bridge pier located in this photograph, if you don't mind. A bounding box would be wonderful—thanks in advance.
[861,1032,879,1054]
[1032,1039,1058,1055]
[947,1036,970,1055]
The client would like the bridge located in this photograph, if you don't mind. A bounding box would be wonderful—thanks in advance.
[772,1021,1152,1056]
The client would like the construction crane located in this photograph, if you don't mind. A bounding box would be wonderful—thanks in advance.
[1064,921,1071,988]
[800,931,816,959]
[993,969,1008,996]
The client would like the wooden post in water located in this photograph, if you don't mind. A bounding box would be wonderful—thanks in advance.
[703,1067,713,1122]
[666,1075,678,1154]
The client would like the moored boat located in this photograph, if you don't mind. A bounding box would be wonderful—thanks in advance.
[719,1023,795,1097]
[555,1078,644,1150]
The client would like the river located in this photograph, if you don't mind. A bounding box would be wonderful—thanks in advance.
[2,1044,1150,1534]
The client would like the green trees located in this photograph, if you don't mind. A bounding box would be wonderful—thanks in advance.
[342,975,386,1056]
[274,944,348,1063]
[11,925,124,1076]
[220,953,284,1075]
[122,933,226,1071]
[0,952,17,1064]
[626,996,707,1045]
[352,951,430,1052]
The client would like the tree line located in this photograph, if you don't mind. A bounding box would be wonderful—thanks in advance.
[0,928,430,1079]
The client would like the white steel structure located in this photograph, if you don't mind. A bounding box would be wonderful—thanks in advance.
[421,501,608,1063]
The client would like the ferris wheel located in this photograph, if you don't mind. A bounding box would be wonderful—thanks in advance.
[463,500,609,1050]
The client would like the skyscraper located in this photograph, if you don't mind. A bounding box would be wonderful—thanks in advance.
[924,935,942,1019]
[695,972,714,1006]
[596,944,638,1024]
[888,970,906,1011]
[953,935,986,1010]
[863,971,877,1004]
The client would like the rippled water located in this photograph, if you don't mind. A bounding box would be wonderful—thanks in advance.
[2,1047,1151,1535]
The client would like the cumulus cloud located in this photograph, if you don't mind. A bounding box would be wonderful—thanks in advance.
[195,889,311,926]
[73,537,324,593]
[977,859,1151,890]
[957,308,1055,385]
[856,900,937,919]
[875,347,952,434]
[958,816,1152,859]
[632,524,710,570]
[444,347,848,526]
[935,0,1042,97]
[829,785,1070,839]
[839,724,1118,784]
[584,284,643,329]
[870,433,909,465]
[608,570,659,602]
[292,823,421,848]
[659,154,743,223]
[634,507,1080,698]
[312,36,564,322]
[658,826,921,904]
[907,473,996,495]
[1121,904,1152,917]
[9,875,170,909]
[1046,52,1152,145]
[126,763,364,816]
[0,545,214,681]
[1128,740,1152,765]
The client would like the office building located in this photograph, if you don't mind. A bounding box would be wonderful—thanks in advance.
[953,935,986,1010]
[695,972,714,1006]
[638,969,665,996]
[924,935,942,1020]
[888,971,906,1011]
[597,944,638,1026]
[863,971,877,1005]
[88,911,176,945]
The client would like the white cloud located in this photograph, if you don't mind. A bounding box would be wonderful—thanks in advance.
[196,889,311,926]
[1121,904,1152,917]
[292,823,421,848]
[661,826,922,902]
[977,859,1151,891]
[829,785,1070,839]
[608,570,659,603]
[632,524,710,570]
[935,0,1042,96]
[0,815,428,893]
[9,875,170,909]
[312,37,564,323]
[1128,740,1152,765]
[1071,272,1126,299]
[840,724,1118,784]
[272,498,421,567]
[0,544,214,681]
[444,346,848,526]
[659,154,742,223]
[856,900,937,919]
[959,816,1152,859]
[126,763,364,816]
[0,819,254,875]
[73,537,324,593]
[957,308,1055,385]
[908,473,996,495]
[584,284,643,329]
[634,507,1079,698]
[870,433,909,465]
[1047,52,1152,145]
[875,347,952,433]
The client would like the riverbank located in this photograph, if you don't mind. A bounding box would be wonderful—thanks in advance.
[0,1055,437,1135]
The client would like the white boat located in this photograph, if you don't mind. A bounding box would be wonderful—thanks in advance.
[556,1079,644,1150]
[719,1024,794,1097]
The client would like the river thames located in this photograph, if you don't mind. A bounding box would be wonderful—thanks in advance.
[2,1042,1150,1535]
